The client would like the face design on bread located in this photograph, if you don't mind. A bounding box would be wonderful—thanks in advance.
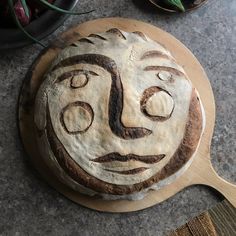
[34,29,202,194]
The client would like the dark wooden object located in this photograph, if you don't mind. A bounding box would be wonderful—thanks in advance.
[169,200,236,236]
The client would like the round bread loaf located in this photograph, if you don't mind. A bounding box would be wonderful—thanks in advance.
[34,29,204,200]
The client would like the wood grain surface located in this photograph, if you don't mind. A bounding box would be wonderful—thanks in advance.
[169,200,236,236]
[169,212,217,236]
[209,200,236,235]
[18,18,236,212]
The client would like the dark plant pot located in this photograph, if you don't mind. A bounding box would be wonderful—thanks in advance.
[0,0,79,50]
[149,0,208,13]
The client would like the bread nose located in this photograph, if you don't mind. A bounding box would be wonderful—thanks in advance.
[51,53,152,139]
[108,73,152,140]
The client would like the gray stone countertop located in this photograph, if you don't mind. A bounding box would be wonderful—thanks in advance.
[0,0,235,235]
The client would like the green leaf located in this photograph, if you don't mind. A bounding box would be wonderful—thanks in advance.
[20,0,30,18]
[37,0,94,15]
[7,0,45,47]
[165,0,185,12]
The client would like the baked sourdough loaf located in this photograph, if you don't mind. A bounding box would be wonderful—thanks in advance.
[34,29,204,200]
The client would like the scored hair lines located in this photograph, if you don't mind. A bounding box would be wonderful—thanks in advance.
[69,29,153,50]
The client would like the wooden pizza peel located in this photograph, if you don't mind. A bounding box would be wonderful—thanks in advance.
[18,18,236,212]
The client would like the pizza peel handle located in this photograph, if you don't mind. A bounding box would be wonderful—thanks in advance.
[189,154,236,208]
[205,166,236,208]
[202,159,236,208]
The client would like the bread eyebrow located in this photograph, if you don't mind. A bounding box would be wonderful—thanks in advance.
[54,70,98,83]
[144,66,185,76]
[140,50,172,60]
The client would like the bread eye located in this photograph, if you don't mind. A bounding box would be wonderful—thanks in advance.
[55,70,98,88]
[60,102,94,134]
[70,73,88,88]
[157,71,172,81]
[140,86,174,121]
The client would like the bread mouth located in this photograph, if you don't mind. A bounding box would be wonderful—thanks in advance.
[103,167,149,175]
[92,152,165,164]
[91,153,165,175]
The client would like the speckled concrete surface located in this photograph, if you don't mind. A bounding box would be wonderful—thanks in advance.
[0,0,235,235]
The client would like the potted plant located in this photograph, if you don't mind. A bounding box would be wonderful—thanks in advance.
[0,0,92,50]
[149,0,208,13]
